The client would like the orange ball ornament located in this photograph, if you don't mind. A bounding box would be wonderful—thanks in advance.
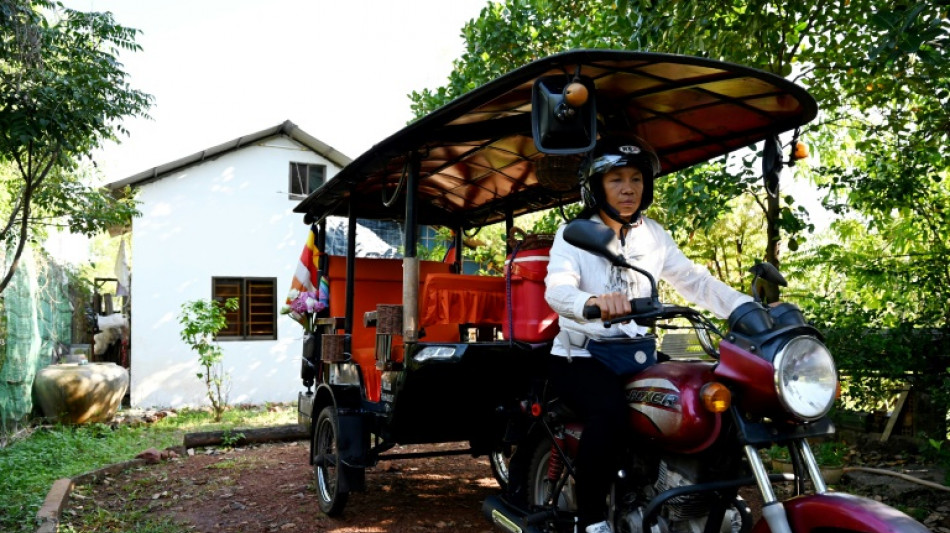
[793,141,809,160]
[564,82,589,107]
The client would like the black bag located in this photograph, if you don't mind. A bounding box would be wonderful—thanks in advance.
[585,335,658,376]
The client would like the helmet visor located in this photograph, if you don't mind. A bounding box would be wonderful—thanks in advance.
[587,154,632,179]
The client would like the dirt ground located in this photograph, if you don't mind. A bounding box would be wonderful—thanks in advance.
[64,441,498,533]
[61,437,950,533]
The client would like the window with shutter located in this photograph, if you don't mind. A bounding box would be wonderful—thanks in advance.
[212,277,277,340]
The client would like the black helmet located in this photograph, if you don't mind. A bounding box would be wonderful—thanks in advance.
[580,136,661,224]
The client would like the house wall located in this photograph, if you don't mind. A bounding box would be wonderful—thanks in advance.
[129,136,339,407]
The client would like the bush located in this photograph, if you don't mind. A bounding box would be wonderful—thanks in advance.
[177,298,239,422]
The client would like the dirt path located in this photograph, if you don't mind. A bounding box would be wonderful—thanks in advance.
[64,441,497,533]
[61,437,950,532]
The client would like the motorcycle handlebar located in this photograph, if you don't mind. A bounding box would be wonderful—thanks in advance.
[582,299,695,323]
[582,305,602,320]
[582,300,721,358]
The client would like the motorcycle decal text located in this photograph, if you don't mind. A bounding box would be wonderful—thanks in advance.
[626,389,680,408]
[626,378,682,434]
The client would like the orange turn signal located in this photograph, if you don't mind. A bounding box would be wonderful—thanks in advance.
[701,382,732,413]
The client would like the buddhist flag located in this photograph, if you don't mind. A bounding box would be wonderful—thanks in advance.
[288,224,329,310]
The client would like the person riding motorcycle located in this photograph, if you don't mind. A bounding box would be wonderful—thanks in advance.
[542,136,754,533]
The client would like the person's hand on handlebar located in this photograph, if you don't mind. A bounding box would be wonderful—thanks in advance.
[586,292,631,322]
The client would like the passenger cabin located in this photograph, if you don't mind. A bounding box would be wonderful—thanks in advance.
[318,235,555,402]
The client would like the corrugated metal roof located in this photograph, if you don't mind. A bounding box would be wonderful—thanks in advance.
[293,50,816,228]
[106,120,351,189]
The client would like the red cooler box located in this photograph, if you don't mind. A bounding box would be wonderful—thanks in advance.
[503,246,559,343]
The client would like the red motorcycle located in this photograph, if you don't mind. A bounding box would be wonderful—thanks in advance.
[483,219,931,533]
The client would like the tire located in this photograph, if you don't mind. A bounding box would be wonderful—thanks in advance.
[527,436,578,512]
[312,406,349,516]
[490,447,513,491]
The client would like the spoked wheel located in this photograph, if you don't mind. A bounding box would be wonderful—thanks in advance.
[312,406,349,515]
[527,437,577,512]
[490,446,514,491]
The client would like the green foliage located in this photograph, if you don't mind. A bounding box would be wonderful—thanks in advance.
[60,512,186,533]
[219,429,245,448]
[766,443,790,462]
[767,440,848,467]
[178,298,239,422]
[0,0,151,294]
[790,208,950,434]
[0,405,295,533]
[812,440,848,467]
[922,439,950,483]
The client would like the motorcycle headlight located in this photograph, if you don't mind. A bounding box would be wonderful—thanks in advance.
[773,336,837,420]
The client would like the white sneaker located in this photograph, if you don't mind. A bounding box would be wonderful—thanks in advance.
[585,521,612,533]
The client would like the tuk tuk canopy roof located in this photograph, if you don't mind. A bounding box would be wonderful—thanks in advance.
[295,50,817,228]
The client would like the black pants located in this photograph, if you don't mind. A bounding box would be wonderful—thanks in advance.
[548,355,627,529]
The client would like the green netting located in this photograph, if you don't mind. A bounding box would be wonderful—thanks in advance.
[0,245,73,433]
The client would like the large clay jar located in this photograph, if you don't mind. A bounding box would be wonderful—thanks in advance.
[33,363,130,424]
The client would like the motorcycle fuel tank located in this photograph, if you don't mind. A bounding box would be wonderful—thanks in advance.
[624,362,721,453]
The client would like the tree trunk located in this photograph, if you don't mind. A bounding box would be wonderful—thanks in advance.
[0,146,58,294]
[0,179,34,294]
[762,189,782,303]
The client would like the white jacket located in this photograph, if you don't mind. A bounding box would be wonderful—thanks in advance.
[545,214,752,357]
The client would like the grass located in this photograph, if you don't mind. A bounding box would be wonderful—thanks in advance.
[0,403,295,533]
[59,509,185,533]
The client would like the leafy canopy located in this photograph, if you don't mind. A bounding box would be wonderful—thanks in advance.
[0,0,150,292]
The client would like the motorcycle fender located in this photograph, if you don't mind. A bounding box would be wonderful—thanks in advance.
[750,493,929,533]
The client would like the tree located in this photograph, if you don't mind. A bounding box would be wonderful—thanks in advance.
[178,298,239,422]
[0,0,150,293]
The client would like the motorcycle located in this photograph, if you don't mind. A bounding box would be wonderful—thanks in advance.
[482,219,931,533]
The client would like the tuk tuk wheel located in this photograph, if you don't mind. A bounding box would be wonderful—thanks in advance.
[490,447,513,491]
[313,406,349,515]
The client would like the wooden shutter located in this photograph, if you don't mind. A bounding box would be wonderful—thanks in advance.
[212,278,243,337]
[245,279,276,338]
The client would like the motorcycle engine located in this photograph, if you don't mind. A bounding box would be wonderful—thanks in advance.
[621,459,742,533]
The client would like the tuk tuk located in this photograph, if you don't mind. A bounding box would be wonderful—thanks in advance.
[290,49,816,516]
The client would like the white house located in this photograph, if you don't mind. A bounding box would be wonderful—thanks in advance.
[108,120,350,408]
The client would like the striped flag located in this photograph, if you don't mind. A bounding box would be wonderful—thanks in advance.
[288,224,329,311]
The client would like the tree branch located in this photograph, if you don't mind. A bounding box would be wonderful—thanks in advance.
[0,174,36,294]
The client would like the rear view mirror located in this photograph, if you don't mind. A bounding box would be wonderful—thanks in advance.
[563,219,624,266]
[749,262,788,287]
[564,219,661,301]
[532,75,597,155]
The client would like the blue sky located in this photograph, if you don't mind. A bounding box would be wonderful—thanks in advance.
[62,0,489,183]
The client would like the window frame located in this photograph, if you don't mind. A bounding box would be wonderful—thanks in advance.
[212,276,278,341]
[289,162,326,199]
